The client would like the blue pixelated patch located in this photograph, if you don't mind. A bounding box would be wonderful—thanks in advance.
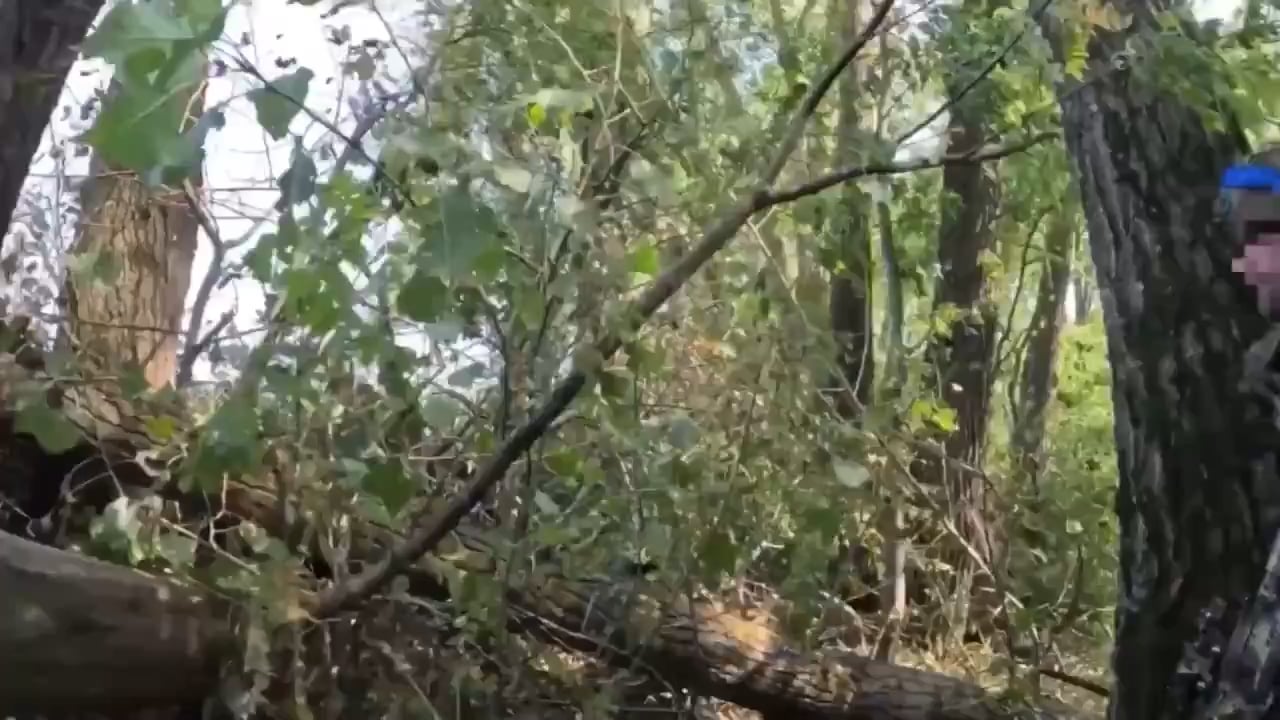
[1222,164,1280,193]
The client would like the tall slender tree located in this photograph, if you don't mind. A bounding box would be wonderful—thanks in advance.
[1011,199,1077,489]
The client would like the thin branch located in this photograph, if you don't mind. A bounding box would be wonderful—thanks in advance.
[177,184,226,388]
[892,0,1055,148]
[765,131,1056,206]
[230,54,414,207]
[310,0,898,617]
[1037,667,1110,698]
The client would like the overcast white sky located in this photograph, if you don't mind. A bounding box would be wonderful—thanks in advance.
[0,0,1253,381]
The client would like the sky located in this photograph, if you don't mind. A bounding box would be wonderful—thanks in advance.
[0,0,1255,381]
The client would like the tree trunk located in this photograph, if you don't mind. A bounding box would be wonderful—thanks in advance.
[827,0,875,420]
[0,515,1059,720]
[0,531,231,713]
[919,72,1001,640]
[1010,204,1075,490]
[1070,271,1093,324]
[64,72,206,407]
[0,0,106,247]
[0,395,1078,720]
[1039,4,1270,719]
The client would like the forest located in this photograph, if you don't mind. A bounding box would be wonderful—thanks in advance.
[2,0,1279,718]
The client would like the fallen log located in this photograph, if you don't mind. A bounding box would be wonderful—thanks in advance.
[0,531,232,713]
[0,346,1077,719]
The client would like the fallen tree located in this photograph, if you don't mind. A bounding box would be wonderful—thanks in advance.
[0,499,1064,720]
[0,342,1072,719]
[0,531,232,714]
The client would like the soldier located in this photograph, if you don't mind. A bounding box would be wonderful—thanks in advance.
[1226,153,1280,317]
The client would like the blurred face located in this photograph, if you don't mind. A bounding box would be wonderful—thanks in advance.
[1233,224,1280,317]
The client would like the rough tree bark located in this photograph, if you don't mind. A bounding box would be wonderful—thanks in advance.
[823,0,881,625]
[827,13,875,420]
[0,0,107,249]
[1038,3,1273,719]
[1010,203,1076,489]
[917,12,1003,637]
[65,72,206,394]
[0,530,232,713]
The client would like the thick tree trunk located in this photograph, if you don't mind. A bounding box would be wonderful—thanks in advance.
[66,79,204,393]
[0,523,1062,720]
[1010,205,1075,489]
[0,531,231,713]
[0,0,106,247]
[920,80,1002,639]
[1039,4,1269,720]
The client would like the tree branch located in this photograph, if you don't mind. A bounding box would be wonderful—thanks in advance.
[765,131,1057,206]
[312,0,898,617]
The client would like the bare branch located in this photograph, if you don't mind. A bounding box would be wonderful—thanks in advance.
[765,131,1057,206]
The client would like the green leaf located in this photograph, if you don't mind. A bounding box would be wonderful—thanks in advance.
[84,52,211,177]
[364,461,415,517]
[83,2,195,65]
[189,393,261,490]
[397,271,450,322]
[144,415,180,442]
[832,459,870,489]
[628,243,660,277]
[155,532,198,568]
[16,402,82,454]
[422,395,464,429]
[544,449,582,477]
[493,163,533,192]
[275,138,318,210]
[250,68,314,140]
[598,369,632,400]
[533,491,561,516]
[527,103,547,128]
[413,188,501,281]
[700,527,738,577]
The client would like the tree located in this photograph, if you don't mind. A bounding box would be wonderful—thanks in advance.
[1010,197,1077,489]
[827,0,877,420]
[1037,1,1278,717]
[65,63,207,418]
[912,0,1007,639]
[0,0,107,245]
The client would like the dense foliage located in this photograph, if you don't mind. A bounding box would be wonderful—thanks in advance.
[5,0,1280,716]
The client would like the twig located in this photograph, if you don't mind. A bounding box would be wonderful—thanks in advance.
[765,131,1057,205]
[892,0,1055,148]
[177,183,226,387]
[1037,667,1110,698]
